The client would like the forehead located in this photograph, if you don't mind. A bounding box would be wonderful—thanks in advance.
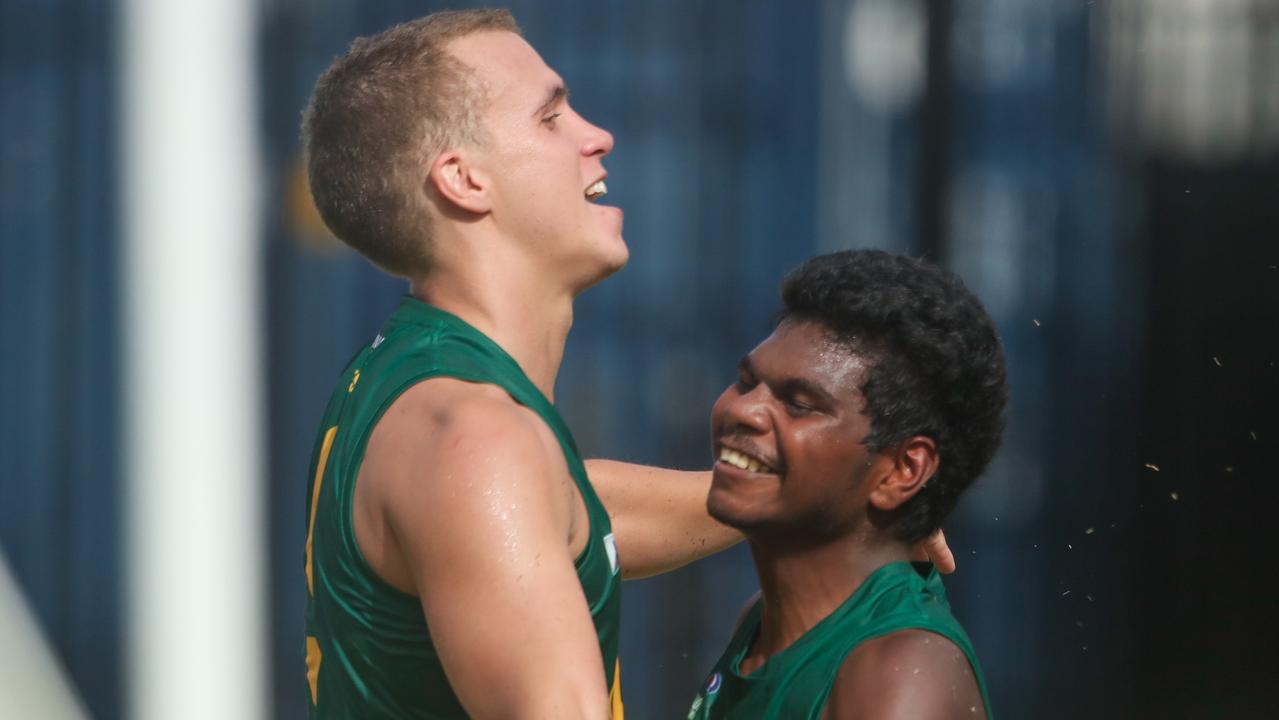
[750,319,870,399]
[446,31,560,109]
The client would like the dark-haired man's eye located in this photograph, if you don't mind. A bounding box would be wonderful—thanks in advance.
[785,401,811,417]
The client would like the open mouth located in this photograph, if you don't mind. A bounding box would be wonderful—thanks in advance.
[584,179,607,202]
[717,446,778,475]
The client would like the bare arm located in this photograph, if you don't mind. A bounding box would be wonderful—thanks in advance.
[585,459,957,578]
[364,382,610,719]
[822,630,986,720]
[584,459,742,579]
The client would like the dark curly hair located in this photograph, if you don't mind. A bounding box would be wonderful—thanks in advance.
[778,250,1008,543]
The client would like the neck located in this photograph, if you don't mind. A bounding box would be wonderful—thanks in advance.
[740,530,910,674]
[408,243,576,401]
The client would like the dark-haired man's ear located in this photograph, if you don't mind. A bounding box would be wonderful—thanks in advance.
[427,150,492,214]
[868,436,939,511]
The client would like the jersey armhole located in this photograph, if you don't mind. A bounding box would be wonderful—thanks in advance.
[340,370,602,599]
[813,623,991,720]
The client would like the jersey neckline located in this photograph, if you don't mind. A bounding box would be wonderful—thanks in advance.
[730,561,939,680]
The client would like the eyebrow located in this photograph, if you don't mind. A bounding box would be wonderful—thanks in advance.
[534,84,568,117]
[739,356,838,408]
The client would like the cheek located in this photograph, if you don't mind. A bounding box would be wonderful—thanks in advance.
[787,425,863,477]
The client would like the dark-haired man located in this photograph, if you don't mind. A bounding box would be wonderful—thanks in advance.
[687,250,1007,719]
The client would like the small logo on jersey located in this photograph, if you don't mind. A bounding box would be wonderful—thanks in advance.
[347,369,361,392]
[705,672,722,695]
[371,333,385,349]
[603,533,619,575]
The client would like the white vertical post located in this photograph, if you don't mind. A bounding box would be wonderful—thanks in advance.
[120,1,264,718]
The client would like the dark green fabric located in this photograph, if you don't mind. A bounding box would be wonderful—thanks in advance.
[305,296,621,718]
[686,562,990,719]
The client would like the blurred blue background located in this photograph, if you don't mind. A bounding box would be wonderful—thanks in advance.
[2,0,1276,717]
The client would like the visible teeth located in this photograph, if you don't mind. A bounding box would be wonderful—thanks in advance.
[719,447,772,474]
[585,180,607,201]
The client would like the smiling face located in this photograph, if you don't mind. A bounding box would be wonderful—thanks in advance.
[446,31,627,292]
[708,319,892,542]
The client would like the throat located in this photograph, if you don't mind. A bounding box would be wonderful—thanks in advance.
[411,276,575,400]
[743,537,910,671]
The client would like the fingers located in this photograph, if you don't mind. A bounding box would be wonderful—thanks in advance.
[926,529,956,575]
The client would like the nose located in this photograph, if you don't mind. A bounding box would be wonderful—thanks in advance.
[580,117,614,158]
[721,384,771,436]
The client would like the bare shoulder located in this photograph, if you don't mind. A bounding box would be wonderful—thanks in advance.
[364,377,560,497]
[823,629,986,720]
[358,379,610,715]
[376,376,533,444]
[355,377,574,589]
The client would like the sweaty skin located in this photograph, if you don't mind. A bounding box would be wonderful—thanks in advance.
[823,629,986,719]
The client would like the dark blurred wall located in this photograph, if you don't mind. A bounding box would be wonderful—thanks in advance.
[1134,160,1278,717]
[0,0,121,717]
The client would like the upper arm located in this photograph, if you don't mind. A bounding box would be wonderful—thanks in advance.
[366,384,609,719]
[584,459,741,579]
[822,629,986,720]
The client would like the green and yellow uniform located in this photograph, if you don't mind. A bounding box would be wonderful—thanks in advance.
[303,296,623,718]
[687,562,989,720]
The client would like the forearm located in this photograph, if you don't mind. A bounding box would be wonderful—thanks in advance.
[585,459,744,579]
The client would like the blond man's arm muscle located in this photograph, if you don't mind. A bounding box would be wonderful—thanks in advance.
[362,381,610,719]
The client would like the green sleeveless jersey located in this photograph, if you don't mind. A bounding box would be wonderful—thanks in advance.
[303,296,623,718]
[686,562,990,720]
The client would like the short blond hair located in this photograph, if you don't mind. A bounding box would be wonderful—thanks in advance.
[302,9,520,277]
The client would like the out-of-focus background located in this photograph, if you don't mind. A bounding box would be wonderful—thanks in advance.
[2,0,1276,717]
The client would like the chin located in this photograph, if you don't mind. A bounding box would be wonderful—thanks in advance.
[571,242,629,295]
[598,225,629,264]
[602,243,629,276]
[706,485,757,532]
